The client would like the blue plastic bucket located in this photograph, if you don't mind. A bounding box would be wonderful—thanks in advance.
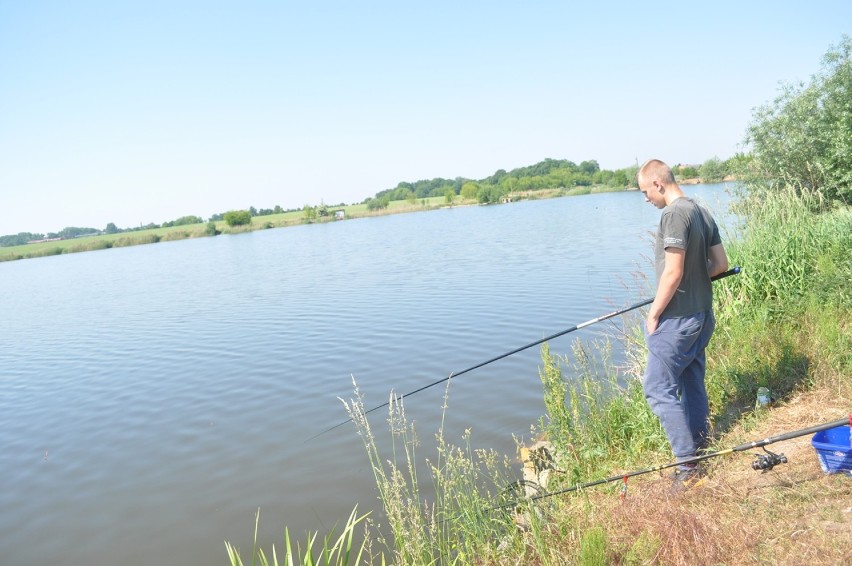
[811,425,852,475]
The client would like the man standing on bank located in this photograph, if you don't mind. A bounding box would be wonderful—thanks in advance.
[637,159,729,487]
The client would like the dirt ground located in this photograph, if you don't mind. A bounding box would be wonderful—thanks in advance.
[553,388,852,565]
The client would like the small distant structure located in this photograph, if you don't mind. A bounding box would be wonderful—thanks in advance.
[334,210,345,220]
[26,237,62,244]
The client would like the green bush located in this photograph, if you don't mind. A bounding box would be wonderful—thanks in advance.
[742,36,852,203]
[224,210,252,227]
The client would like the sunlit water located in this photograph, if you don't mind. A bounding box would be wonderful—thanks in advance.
[0,185,733,563]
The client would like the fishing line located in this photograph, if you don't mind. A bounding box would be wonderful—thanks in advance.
[310,266,742,440]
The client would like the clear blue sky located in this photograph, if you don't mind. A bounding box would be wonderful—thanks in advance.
[2,1,850,235]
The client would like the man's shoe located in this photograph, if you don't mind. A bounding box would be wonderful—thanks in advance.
[669,464,706,493]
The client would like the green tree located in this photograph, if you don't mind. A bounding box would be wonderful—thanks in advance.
[105,222,119,234]
[608,170,630,188]
[743,35,852,203]
[366,195,390,211]
[476,184,505,204]
[699,157,727,183]
[303,205,317,220]
[678,166,699,179]
[460,181,479,200]
[444,188,455,204]
[224,210,252,226]
[0,232,44,246]
[170,215,203,226]
[579,160,600,175]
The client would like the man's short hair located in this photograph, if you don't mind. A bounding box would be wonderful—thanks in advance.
[638,159,676,185]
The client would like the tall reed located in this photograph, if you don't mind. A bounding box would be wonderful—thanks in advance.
[536,337,667,487]
[342,378,518,564]
[709,186,852,412]
[224,507,376,566]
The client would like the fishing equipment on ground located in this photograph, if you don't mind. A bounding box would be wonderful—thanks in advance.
[497,416,851,512]
[312,266,742,439]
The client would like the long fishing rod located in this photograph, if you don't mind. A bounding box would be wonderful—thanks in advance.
[497,415,851,510]
[312,266,742,440]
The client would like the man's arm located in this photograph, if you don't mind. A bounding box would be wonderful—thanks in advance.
[647,247,685,334]
[708,243,728,277]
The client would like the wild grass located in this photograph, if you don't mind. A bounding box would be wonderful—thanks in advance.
[340,379,519,565]
[536,340,668,486]
[707,186,852,427]
[521,186,852,563]
[225,507,379,566]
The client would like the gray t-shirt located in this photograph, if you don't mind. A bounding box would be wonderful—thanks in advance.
[654,197,722,317]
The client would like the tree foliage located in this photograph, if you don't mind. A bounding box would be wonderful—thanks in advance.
[0,232,45,247]
[476,184,506,204]
[742,35,852,203]
[699,157,727,183]
[460,181,479,200]
[365,195,391,211]
[162,215,203,228]
[223,210,252,226]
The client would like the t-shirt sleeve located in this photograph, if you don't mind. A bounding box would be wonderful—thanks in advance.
[710,220,721,246]
[660,208,688,250]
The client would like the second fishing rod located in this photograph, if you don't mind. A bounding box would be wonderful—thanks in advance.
[312,266,742,439]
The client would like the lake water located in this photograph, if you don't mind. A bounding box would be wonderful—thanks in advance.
[0,184,733,564]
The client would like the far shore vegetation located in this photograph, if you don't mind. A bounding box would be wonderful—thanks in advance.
[1,158,732,263]
[224,37,851,564]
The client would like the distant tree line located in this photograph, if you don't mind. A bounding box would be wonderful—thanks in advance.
[1,154,743,246]
[363,158,638,207]
[0,226,100,246]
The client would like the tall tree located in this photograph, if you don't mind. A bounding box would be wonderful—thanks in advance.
[699,157,727,183]
[743,35,851,203]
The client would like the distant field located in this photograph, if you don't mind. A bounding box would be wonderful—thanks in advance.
[0,196,456,262]
[0,189,623,262]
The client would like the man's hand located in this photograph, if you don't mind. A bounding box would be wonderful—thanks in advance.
[646,314,659,335]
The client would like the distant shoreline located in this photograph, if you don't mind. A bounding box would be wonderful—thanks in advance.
[0,180,731,263]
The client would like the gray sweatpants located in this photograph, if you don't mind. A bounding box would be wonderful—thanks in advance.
[643,309,715,460]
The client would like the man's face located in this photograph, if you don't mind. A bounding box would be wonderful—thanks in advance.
[638,177,666,209]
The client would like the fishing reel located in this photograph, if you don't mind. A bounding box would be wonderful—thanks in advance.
[751,447,788,472]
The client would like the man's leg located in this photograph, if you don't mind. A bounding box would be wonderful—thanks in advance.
[679,310,715,452]
[643,313,706,460]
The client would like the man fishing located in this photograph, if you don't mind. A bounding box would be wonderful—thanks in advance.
[637,159,729,489]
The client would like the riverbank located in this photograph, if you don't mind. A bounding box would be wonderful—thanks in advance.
[531,354,852,564]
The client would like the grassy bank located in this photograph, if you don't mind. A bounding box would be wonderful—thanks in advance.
[226,185,850,564]
[1,185,626,263]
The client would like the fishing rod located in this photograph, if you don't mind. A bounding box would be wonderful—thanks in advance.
[497,415,851,511]
[312,266,742,440]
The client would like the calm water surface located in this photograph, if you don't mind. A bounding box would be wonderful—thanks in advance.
[0,185,733,564]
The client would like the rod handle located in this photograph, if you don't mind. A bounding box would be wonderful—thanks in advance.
[711,266,742,282]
